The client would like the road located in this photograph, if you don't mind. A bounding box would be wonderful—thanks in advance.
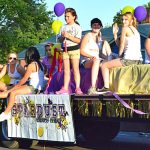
[0,131,150,150]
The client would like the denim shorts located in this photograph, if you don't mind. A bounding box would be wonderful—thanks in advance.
[81,59,103,68]
[28,85,44,94]
[120,59,142,66]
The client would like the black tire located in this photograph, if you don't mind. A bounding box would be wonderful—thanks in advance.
[75,120,120,142]
[0,140,19,149]
[0,121,39,149]
[0,100,38,149]
[0,100,19,149]
[0,121,19,149]
[19,139,39,148]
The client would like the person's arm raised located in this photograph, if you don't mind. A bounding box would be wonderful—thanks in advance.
[119,27,127,57]
[113,23,120,47]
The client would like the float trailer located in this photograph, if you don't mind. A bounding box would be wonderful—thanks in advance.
[0,94,150,149]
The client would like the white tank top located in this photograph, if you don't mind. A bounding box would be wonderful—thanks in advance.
[84,33,100,59]
[29,62,44,90]
[145,50,150,63]
[8,64,22,85]
[123,28,143,61]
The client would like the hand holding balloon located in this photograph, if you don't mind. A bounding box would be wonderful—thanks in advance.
[61,31,71,39]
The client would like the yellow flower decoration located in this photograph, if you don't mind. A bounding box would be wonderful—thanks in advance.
[38,127,44,137]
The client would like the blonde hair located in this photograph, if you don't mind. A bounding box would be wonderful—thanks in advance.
[7,52,18,60]
[123,12,137,28]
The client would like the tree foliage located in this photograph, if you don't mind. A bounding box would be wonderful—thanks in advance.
[0,0,55,63]
[144,2,150,14]
[144,2,150,24]
[113,10,122,26]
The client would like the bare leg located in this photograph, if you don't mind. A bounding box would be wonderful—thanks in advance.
[0,81,7,92]
[71,59,80,89]
[84,59,100,87]
[101,58,123,88]
[4,85,31,114]
[91,59,100,87]
[63,59,70,90]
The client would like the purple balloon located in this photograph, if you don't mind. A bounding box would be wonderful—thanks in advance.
[54,3,65,17]
[134,6,147,22]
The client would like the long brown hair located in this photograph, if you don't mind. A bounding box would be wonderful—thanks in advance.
[65,8,79,25]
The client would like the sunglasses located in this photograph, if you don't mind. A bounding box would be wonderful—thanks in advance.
[9,57,17,60]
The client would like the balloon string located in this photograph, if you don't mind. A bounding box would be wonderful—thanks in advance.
[56,17,59,43]
[58,52,63,72]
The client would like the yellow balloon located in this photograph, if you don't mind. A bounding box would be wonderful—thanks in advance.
[51,43,61,59]
[52,20,63,34]
[0,74,10,84]
[122,6,134,15]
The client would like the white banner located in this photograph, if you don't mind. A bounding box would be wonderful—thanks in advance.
[7,94,75,142]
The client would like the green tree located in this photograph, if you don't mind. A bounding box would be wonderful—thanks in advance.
[113,10,122,26]
[0,0,55,63]
[144,2,150,14]
[144,2,150,23]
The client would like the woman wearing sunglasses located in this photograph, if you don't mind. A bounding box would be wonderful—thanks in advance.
[0,52,25,91]
[0,47,44,121]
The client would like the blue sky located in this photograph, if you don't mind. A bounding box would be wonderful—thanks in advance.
[45,0,149,30]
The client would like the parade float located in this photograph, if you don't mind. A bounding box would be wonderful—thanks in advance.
[0,3,150,149]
